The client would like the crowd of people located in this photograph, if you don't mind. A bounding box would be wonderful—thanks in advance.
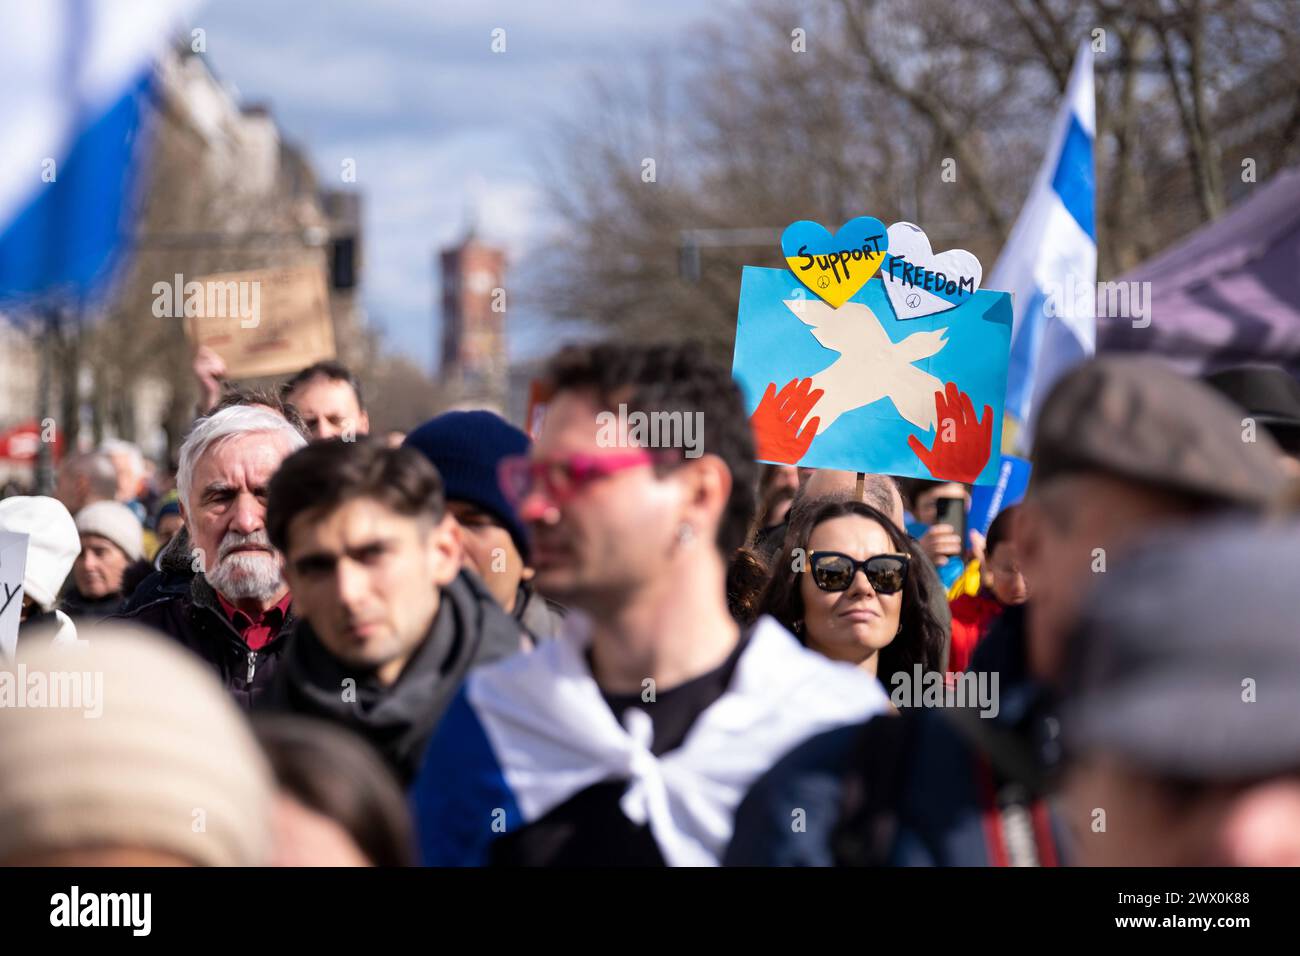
[0,342,1298,867]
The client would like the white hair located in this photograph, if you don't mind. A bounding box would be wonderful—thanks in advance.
[177,406,307,511]
[98,439,144,474]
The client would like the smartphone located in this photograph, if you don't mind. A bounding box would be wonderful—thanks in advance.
[934,495,967,552]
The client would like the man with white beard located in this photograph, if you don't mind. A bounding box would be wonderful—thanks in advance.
[116,406,307,707]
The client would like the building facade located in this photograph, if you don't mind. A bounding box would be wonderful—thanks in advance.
[438,233,507,409]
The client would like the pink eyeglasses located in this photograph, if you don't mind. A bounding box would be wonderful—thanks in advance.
[498,450,674,508]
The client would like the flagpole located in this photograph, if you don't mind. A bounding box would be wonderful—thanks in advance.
[33,305,58,495]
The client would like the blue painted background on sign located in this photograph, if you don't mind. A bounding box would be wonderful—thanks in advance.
[732,266,1013,485]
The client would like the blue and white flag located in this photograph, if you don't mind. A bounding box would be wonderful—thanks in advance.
[410,615,888,866]
[0,0,195,309]
[989,41,1096,452]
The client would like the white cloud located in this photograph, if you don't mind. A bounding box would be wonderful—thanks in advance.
[193,0,713,368]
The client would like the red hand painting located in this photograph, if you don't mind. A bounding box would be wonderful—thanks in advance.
[908,382,993,483]
[751,378,823,464]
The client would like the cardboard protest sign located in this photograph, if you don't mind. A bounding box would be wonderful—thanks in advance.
[734,220,1013,485]
[0,530,29,659]
[183,266,335,379]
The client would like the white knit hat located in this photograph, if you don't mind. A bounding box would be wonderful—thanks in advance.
[0,625,275,866]
[74,500,144,563]
[0,496,79,611]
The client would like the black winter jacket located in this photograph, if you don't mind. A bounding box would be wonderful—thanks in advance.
[113,567,297,709]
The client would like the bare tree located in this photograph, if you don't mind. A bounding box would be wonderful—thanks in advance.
[535,0,1300,353]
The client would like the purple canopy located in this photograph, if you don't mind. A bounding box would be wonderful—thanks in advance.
[1098,166,1300,376]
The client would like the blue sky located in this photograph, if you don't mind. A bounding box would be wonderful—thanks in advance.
[196,0,712,371]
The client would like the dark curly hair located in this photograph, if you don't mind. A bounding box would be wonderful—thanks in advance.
[726,547,771,627]
[759,499,947,682]
[543,342,757,556]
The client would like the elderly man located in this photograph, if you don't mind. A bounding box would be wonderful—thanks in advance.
[116,405,306,706]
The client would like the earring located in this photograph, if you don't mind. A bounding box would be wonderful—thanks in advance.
[676,522,694,545]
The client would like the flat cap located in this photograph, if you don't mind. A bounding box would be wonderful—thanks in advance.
[1032,357,1287,508]
[1061,518,1300,780]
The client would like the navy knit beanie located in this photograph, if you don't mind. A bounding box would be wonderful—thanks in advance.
[404,410,532,562]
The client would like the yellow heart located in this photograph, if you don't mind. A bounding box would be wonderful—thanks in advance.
[780,217,890,308]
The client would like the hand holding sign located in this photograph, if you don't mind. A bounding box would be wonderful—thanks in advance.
[751,378,823,464]
[908,382,993,483]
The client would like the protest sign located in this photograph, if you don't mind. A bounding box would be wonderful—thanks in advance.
[0,530,29,659]
[183,266,335,379]
[735,219,1013,485]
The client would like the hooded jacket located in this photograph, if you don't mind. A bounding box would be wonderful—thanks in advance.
[259,570,524,784]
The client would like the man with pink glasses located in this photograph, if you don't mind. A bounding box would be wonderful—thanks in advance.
[411,343,889,866]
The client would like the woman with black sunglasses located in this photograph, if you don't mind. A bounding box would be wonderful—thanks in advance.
[759,499,947,684]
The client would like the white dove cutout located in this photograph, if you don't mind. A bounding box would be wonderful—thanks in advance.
[784,298,949,434]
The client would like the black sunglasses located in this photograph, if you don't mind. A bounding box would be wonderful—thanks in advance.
[808,551,909,594]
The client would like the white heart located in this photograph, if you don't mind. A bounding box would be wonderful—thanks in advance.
[881,221,982,320]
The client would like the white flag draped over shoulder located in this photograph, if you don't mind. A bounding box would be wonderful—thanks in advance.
[989,41,1097,452]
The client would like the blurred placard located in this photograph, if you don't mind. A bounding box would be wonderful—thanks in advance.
[184,266,336,379]
[0,530,30,659]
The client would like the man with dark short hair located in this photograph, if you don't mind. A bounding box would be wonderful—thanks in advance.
[260,438,524,784]
[281,361,370,440]
[411,343,887,866]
